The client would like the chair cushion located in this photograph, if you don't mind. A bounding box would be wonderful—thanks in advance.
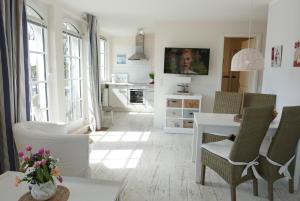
[201,139,233,160]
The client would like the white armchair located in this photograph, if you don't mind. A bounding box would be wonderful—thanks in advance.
[13,121,90,178]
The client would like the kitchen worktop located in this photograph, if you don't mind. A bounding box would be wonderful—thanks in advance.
[103,82,154,87]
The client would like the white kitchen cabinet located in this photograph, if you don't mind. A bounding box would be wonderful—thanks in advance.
[107,84,154,113]
[108,85,129,109]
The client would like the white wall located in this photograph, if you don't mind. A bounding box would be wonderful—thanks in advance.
[262,0,300,111]
[110,34,155,83]
[153,21,267,128]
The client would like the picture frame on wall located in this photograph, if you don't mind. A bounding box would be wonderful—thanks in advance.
[294,41,300,67]
[271,45,283,67]
[117,54,126,64]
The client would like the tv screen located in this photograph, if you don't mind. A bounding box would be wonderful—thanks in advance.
[164,48,210,75]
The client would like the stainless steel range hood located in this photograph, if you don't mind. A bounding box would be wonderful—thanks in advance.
[128,30,147,60]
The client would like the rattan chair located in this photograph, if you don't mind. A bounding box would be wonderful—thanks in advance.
[213,91,243,114]
[258,106,300,201]
[201,106,274,201]
[203,91,243,144]
[243,93,276,108]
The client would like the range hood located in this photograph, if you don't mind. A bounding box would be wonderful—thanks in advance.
[128,30,147,60]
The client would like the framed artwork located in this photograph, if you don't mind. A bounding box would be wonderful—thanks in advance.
[117,54,126,64]
[294,41,300,67]
[271,45,283,67]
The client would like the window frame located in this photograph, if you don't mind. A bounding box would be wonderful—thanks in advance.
[27,5,49,121]
[99,36,108,82]
[63,22,83,122]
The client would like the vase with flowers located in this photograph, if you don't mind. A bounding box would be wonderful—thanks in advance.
[15,145,63,201]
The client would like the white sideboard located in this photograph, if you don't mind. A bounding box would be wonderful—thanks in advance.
[164,94,202,134]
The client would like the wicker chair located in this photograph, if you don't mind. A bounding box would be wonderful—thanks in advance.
[203,91,243,144]
[258,106,300,201]
[213,91,243,114]
[201,106,274,201]
[243,93,276,108]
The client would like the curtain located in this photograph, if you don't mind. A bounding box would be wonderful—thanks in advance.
[0,0,30,173]
[87,14,101,131]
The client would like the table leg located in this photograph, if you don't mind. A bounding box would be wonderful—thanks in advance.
[195,125,204,183]
[294,139,300,191]
[192,119,198,162]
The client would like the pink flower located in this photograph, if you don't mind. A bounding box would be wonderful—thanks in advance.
[18,151,24,158]
[23,156,29,162]
[41,159,47,166]
[25,145,32,152]
[33,161,41,168]
[38,147,45,156]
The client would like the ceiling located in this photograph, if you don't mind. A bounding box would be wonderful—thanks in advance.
[61,0,272,35]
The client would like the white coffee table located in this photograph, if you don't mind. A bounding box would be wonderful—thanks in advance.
[0,171,123,201]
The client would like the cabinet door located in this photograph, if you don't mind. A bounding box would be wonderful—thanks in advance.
[109,86,128,108]
[167,109,182,118]
[167,99,182,108]
[183,100,199,109]
[183,120,194,128]
[183,109,198,119]
[166,119,182,128]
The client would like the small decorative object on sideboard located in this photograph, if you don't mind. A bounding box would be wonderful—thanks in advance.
[176,83,192,95]
[149,72,154,84]
[15,145,65,201]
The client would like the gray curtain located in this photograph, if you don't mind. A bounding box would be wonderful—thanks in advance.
[87,14,102,131]
[0,0,30,173]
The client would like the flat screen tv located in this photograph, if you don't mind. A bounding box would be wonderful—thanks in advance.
[164,48,210,75]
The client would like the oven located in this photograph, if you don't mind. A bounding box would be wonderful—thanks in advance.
[129,88,145,105]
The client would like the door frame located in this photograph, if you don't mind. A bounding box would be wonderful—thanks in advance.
[217,33,263,92]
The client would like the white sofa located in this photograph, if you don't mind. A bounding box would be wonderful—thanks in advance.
[13,121,90,178]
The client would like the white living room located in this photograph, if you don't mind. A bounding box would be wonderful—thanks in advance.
[1,0,300,201]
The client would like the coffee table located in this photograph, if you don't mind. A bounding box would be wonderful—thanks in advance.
[0,171,123,201]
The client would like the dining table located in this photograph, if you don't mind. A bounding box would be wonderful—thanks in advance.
[192,112,300,191]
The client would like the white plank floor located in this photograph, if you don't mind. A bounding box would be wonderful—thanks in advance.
[89,112,300,201]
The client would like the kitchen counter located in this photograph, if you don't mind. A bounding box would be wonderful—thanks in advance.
[102,82,154,112]
[103,82,154,87]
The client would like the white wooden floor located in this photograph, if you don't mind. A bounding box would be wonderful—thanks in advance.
[89,112,300,201]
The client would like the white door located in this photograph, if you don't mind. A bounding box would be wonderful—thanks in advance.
[239,39,258,93]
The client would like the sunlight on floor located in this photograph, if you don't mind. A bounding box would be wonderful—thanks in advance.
[90,131,151,142]
[89,149,143,169]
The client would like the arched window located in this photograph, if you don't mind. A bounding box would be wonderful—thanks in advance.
[63,22,83,122]
[26,5,49,122]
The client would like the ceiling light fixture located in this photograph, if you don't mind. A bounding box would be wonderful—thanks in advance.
[231,0,264,71]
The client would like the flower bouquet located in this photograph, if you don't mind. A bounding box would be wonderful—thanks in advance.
[15,145,63,201]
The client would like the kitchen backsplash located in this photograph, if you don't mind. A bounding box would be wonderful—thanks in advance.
[112,66,153,83]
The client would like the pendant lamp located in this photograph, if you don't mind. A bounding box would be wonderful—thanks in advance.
[231,0,264,71]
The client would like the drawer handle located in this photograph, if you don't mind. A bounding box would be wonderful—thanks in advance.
[171,100,177,103]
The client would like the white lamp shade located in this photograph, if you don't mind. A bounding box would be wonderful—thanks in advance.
[231,48,264,71]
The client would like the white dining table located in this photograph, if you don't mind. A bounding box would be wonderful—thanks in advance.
[0,171,123,201]
[192,112,300,191]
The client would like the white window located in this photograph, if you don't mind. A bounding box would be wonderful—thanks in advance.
[100,37,107,81]
[63,22,83,122]
[26,5,49,122]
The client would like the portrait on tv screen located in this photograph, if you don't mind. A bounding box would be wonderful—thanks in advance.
[164,48,210,75]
